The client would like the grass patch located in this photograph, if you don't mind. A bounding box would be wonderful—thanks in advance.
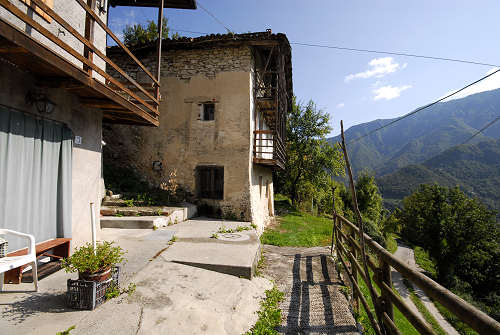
[413,246,437,279]
[255,252,266,277]
[246,286,284,335]
[433,300,478,335]
[385,233,398,254]
[261,209,333,247]
[355,270,419,335]
[403,279,447,335]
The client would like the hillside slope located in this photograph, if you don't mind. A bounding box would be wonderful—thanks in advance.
[328,89,500,176]
[377,139,500,216]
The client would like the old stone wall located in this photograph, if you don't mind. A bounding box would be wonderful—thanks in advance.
[0,60,103,249]
[105,45,260,220]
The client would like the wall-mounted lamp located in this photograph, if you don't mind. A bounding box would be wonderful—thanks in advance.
[25,91,56,114]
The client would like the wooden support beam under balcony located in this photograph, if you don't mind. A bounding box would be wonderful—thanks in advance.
[0,3,159,126]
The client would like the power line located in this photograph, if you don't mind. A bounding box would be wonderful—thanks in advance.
[291,42,500,68]
[461,116,500,145]
[167,30,499,68]
[196,1,234,34]
[348,68,500,144]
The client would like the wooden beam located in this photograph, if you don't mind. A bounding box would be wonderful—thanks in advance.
[73,0,160,86]
[0,12,158,126]
[155,0,164,107]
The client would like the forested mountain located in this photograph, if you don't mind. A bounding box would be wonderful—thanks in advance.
[377,139,500,216]
[328,89,500,176]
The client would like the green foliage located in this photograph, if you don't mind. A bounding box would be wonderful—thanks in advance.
[355,271,419,335]
[105,282,120,300]
[123,18,169,46]
[61,241,126,275]
[433,300,479,335]
[276,97,344,207]
[338,172,387,246]
[327,89,500,178]
[377,139,500,219]
[246,286,284,335]
[414,246,437,279]
[56,325,75,335]
[403,279,447,335]
[261,208,333,247]
[385,233,398,254]
[399,184,499,320]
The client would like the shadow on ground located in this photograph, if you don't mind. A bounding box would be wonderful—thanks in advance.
[262,245,360,334]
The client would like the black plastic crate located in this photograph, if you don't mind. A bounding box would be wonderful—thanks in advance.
[66,266,120,310]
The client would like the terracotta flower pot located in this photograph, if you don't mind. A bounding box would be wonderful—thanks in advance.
[79,267,112,282]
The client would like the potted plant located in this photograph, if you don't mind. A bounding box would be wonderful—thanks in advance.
[62,241,126,282]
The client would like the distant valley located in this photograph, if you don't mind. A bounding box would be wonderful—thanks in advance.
[328,89,500,216]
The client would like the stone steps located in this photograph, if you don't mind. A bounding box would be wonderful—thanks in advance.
[100,203,197,229]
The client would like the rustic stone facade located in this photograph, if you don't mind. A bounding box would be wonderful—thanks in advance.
[104,36,290,228]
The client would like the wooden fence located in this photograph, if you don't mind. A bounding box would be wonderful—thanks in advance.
[333,212,500,334]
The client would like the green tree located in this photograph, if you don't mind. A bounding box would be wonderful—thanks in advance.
[123,18,170,46]
[399,184,499,293]
[277,97,344,206]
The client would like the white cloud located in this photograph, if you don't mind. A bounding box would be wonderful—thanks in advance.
[441,67,500,101]
[345,57,407,82]
[336,103,345,108]
[373,85,412,100]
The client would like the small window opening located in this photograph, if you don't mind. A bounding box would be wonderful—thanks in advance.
[202,103,215,121]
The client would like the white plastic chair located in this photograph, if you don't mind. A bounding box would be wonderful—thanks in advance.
[0,229,38,292]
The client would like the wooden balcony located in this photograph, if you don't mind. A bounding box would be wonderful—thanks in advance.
[0,0,169,126]
[253,129,285,170]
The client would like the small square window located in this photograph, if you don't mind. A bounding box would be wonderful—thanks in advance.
[202,103,215,121]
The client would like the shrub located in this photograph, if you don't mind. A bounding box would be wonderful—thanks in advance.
[62,241,126,274]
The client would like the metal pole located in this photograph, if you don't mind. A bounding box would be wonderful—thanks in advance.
[90,202,97,254]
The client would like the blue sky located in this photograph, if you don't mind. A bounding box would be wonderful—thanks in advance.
[108,1,500,136]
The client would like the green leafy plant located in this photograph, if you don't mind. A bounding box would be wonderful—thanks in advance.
[115,213,123,217]
[211,233,219,239]
[217,226,234,234]
[126,282,137,296]
[250,223,257,230]
[246,286,284,335]
[56,325,75,335]
[124,199,135,207]
[168,236,177,245]
[105,283,120,300]
[61,241,126,275]
[236,225,251,232]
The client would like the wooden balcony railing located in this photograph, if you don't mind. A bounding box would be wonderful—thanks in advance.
[333,212,500,335]
[253,129,285,169]
[0,0,161,126]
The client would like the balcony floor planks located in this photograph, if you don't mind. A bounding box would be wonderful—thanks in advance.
[0,20,158,126]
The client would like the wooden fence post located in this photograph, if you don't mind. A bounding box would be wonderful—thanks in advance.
[349,225,359,312]
[380,259,394,322]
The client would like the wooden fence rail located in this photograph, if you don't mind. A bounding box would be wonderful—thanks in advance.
[332,212,500,335]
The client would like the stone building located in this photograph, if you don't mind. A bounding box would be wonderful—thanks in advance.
[0,0,195,260]
[105,32,293,229]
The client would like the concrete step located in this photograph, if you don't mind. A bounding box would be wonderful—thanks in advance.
[100,206,172,217]
[161,219,261,279]
[100,203,198,229]
[100,216,167,229]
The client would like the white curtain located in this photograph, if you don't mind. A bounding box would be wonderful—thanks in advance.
[0,106,72,251]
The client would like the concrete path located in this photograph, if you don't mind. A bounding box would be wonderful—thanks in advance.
[261,245,360,334]
[392,244,459,335]
[0,221,269,335]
